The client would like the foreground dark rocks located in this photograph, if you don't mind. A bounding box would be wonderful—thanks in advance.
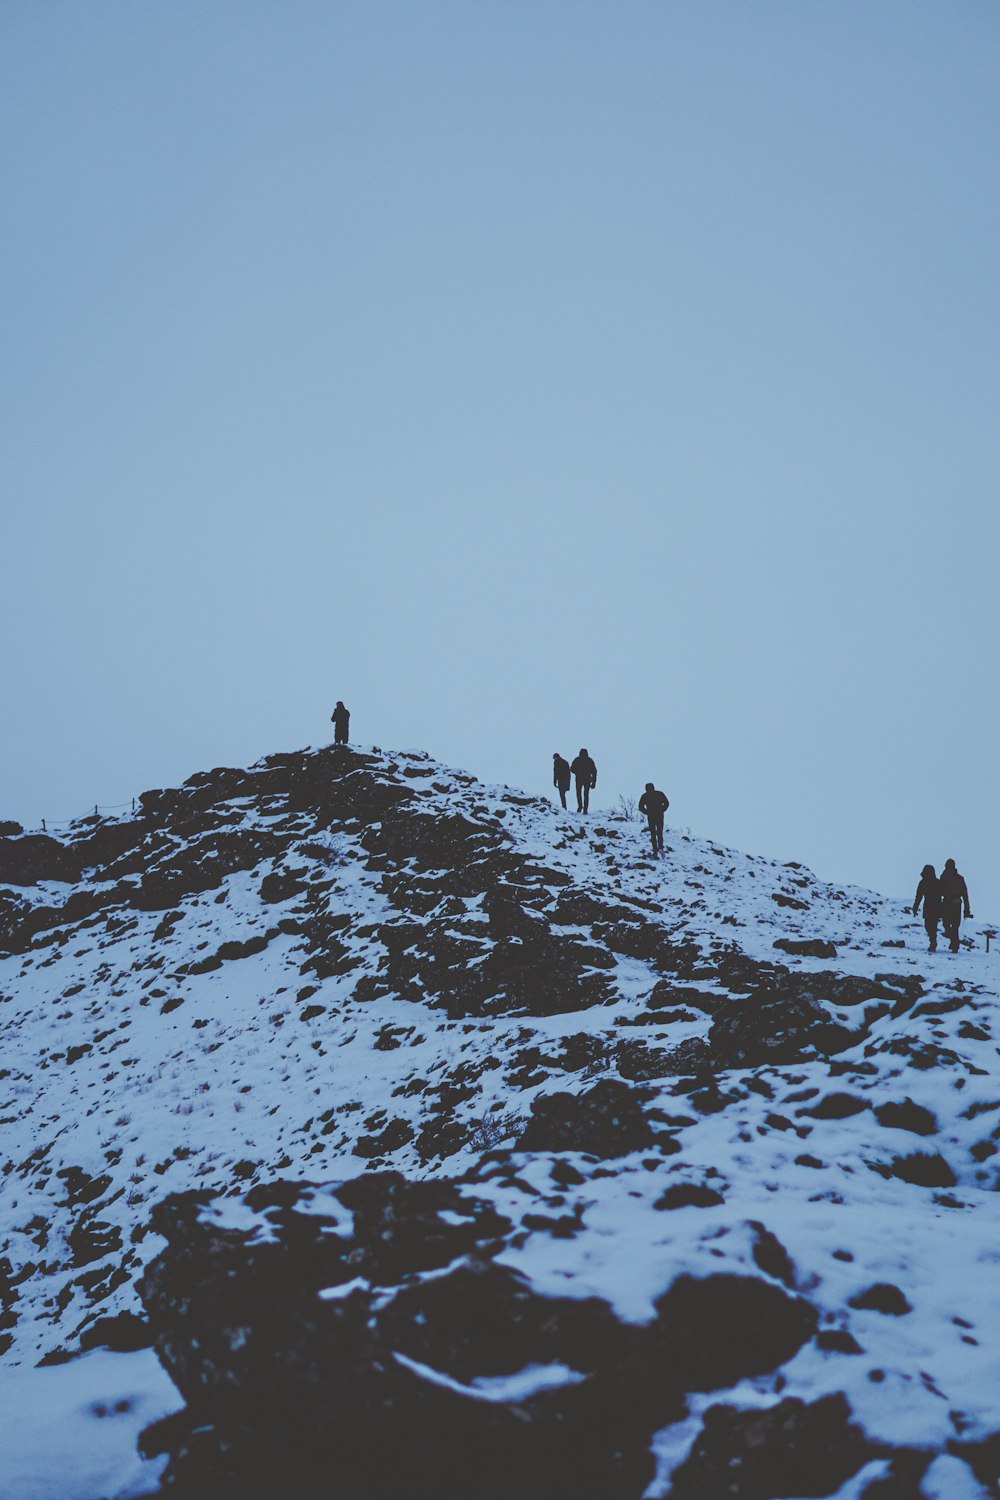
[139,1170,821,1499]
[669,1393,881,1499]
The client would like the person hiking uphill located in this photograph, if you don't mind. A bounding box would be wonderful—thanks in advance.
[638,782,669,856]
[570,749,597,813]
[912,864,942,952]
[939,858,972,953]
[552,753,571,810]
[331,701,350,745]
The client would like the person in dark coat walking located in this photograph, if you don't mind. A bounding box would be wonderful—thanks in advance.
[912,864,942,952]
[331,701,350,745]
[552,753,571,809]
[938,858,972,952]
[570,749,597,813]
[638,782,670,856]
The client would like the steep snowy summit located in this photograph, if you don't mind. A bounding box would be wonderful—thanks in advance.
[2,743,1000,1498]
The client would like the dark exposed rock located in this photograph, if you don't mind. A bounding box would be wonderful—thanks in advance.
[300,910,357,980]
[661,1036,713,1076]
[415,1115,471,1161]
[132,830,283,912]
[647,979,722,1014]
[515,1080,657,1158]
[773,937,838,959]
[367,807,493,872]
[647,1272,818,1395]
[654,1183,725,1210]
[873,1038,969,1073]
[749,1223,797,1287]
[138,1174,819,1500]
[798,1092,869,1120]
[615,1039,675,1082]
[72,818,148,872]
[353,1117,415,1158]
[858,1451,933,1497]
[848,1283,913,1316]
[78,1310,153,1352]
[779,970,915,1010]
[669,1392,880,1499]
[953,1432,1000,1493]
[816,1328,864,1354]
[508,1033,606,1086]
[0,834,80,887]
[709,988,855,1070]
[686,1079,743,1115]
[378,1260,626,1384]
[887,1151,956,1189]
[0,821,23,837]
[259,869,309,903]
[874,1100,939,1136]
[551,890,635,928]
[179,930,277,976]
[379,914,616,1020]
[483,882,549,940]
[0,1257,18,1358]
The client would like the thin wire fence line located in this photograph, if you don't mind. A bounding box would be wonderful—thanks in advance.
[21,741,281,834]
[23,799,139,833]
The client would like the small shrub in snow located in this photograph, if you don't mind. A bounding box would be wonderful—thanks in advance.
[469,1109,523,1152]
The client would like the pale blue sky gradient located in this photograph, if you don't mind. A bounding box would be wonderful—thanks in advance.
[3,3,999,918]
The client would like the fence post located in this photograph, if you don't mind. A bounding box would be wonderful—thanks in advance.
[42,818,46,832]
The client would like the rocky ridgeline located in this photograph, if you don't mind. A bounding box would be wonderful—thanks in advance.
[2,745,1000,1496]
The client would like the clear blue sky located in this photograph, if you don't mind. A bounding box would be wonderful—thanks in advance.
[3,2,999,920]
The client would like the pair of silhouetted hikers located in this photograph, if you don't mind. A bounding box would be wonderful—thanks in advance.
[553,750,597,813]
[330,701,350,745]
[912,859,973,953]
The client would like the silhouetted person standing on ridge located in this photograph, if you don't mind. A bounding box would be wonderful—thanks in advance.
[570,749,597,813]
[638,782,670,856]
[912,864,942,952]
[331,701,350,746]
[552,753,571,810]
[939,858,972,953]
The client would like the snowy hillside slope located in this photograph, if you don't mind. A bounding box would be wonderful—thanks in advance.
[2,743,1000,1497]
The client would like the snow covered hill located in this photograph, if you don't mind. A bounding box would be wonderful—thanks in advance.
[1,743,999,1498]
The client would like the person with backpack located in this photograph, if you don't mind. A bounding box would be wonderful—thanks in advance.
[552,753,571,809]
[638,782,670,856]
[912,864,942,952]
[570,748,597,813]
[938,858,972,953]
[331,701,350,745]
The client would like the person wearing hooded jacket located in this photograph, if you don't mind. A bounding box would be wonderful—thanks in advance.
[552,753,571,809]
[570,749,597,813]
[638,782,670,856]
[331,701,350,745]
[912,864,942,952]
[938,858,972,953]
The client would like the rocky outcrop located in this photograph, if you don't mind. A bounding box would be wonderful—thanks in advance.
[773,936,838,959]
[515,1079,661,1157]
[669,1393,881,1499]
[0,833,80,886]
[709,986,857,1069]
[139,1171,820,1499]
